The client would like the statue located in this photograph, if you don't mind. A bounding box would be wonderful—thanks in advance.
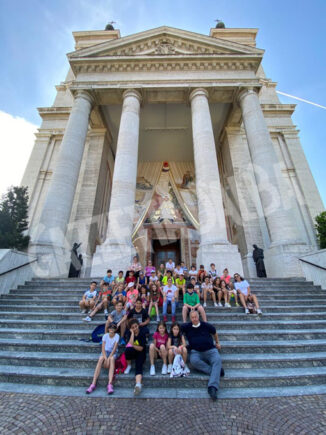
[68,242,82,278]
[252,244,267,278]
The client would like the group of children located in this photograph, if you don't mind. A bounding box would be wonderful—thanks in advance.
[82,258,262,395]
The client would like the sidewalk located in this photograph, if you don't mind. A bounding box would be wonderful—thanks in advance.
[0,392,325,434]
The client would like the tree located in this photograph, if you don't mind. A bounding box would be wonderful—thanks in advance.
[315,211,326,250]
[0,186,30,250]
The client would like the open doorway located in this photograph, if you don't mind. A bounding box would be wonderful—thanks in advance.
[152,239,181,269]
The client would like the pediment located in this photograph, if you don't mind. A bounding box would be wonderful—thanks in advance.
[68,26,264,60]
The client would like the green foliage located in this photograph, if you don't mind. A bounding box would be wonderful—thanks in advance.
[0,186,30,250]
[315,211,326,250]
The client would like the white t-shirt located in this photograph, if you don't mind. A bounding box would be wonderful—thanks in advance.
[84,289,97,299]
[149,275,159,282]
[102,333,119,353]
[234,280,250,295]
[165,261,175,270]
[174,267,184,275]
[189,269,198,278]
[163,284,177,301]
[201,282,213,291]
[208,269,218,278]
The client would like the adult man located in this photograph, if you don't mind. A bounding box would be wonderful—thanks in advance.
[253,245,267,278]
[181,310,223,401]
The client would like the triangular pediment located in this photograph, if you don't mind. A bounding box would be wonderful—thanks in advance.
[68,26,264,60]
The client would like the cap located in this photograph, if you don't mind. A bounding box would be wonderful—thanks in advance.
[127,282,134,288]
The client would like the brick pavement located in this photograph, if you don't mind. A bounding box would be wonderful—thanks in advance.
[0,393,326,434]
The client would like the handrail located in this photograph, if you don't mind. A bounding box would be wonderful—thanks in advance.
[299,258,326,272]
[0,259,38,277]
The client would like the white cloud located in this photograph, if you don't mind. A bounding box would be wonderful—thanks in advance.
[0,110,38,197]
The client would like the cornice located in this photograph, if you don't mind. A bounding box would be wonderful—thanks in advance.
[37,107,71,119]
[70,56,261,76]
[261,104,296,116]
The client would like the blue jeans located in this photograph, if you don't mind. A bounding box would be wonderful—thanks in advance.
[190,348,222,389]
[163,299,176,316]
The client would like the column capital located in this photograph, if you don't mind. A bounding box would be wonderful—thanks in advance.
[74,89,95,106]
[122,89,142,103]
[238,87,258,104]
[189,88,209,103]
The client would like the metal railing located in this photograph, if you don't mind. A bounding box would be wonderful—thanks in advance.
[299,258,326,272]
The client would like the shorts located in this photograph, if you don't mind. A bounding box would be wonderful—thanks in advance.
[186,307,198,315]
[103,350,118,358]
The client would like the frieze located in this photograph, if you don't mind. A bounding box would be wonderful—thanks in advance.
[74,59,257,74]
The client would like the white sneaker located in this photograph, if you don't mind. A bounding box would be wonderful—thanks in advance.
[214,303,218,307]
[185,364,190,374]
[156,316,160,322]
[134,383,142,395]
[150,365,156,376]
[81,309,87,314]
[257,309,262,315]
[218,303,222,307]
[124,364,131,374]
[203,302,207,308]
[245,308,249,314]
[162,364,168,375]
[225,303,231,308]
[83,316,92,322]
[104,309,108,315]
[167,364,172,374]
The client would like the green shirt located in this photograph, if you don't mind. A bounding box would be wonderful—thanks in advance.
[183,291,200,307]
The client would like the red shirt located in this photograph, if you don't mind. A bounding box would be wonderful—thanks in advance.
[153,332,168,348]
[126,276,136,285]
[221,275,232,284]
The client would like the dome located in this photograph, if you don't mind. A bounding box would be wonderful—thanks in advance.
[105,23,115,31]
[215,21,225,28]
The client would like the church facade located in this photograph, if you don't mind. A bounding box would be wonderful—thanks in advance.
[22,25,324,278]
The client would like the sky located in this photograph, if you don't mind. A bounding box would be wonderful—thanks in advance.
[0,0,325,207]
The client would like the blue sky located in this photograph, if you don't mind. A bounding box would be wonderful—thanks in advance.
[0,0,325,207]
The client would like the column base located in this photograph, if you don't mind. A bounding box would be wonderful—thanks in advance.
[264,243,312,277]
[28,243,70,278]
[91,242,136,277]
[196,243,244,276]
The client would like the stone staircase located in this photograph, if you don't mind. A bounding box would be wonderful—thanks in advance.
[0,277,326,398]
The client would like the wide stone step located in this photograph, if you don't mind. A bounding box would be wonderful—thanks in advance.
[0,364,325,389]
[0,382,325,399]
[0,350,325,370]
[1,338,326,354]
[1,310,326,322]
[7,289,326,299]
[1,327,326,341]
[1,318,326,331]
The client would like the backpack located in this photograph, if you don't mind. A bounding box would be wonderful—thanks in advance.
[170,354,190,378]
[91,324,106,343]
[246,300,257,314]
[115,352,128,374]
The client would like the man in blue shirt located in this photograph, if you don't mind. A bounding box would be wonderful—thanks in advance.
[101,269,115,286]
[181,310,223,401]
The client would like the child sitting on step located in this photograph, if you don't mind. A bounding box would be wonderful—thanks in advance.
[86,323,119,395]
[149,321,169,376]
[167,322,189,375]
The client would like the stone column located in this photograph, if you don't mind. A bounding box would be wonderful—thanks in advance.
[189,88,243,275]
[239,88,309,276]
[91,89,142,276]
[30,90,94,277]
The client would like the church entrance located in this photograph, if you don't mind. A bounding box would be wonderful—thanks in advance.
[152,239,181,269]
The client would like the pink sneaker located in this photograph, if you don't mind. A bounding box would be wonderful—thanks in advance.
[107,383,114,394]
[86,383,96,394]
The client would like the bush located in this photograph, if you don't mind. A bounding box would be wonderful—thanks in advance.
[315,211,326,250]
[0,186,30,250]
